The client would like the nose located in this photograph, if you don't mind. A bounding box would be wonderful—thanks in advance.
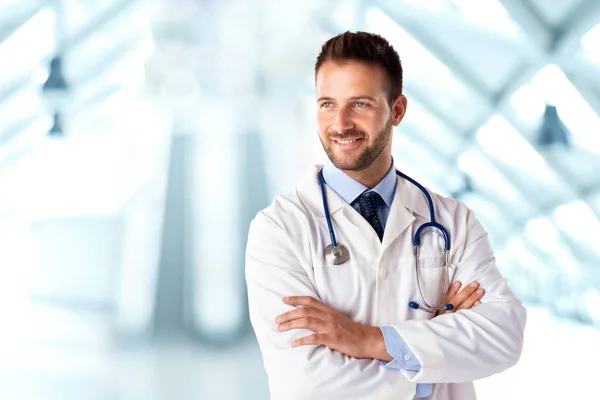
[332,107,355,133]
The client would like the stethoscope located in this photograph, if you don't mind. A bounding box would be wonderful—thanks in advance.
[318,169,454,313]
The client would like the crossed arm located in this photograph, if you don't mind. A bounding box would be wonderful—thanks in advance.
[275,280,486,362]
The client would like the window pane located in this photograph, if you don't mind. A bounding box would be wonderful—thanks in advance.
[401,96,463,157]
[0,85,42,131]
[457,148,537,218]
[582,22,600,64]
[525,217,582,281]
[476,114,561,188]
[450,0,518,36]
[365,7,482,129]
[532,65,600,154]
[553,201,600,254]
[0,8,54,84]
[393,135,456,195]
[525,217,559,254]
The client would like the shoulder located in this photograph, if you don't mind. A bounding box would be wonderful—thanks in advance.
[430,190,471,218]
[248,165,322,235]
[426,189,491,252]
[252,189,308,231]
[423,188,484,235]
[245,171,320,270]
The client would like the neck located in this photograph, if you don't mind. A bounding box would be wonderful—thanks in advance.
[343,155,392,189]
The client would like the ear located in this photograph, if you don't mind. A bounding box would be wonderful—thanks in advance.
[391,95,408,126]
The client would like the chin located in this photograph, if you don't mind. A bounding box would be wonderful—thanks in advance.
[329,155,366,171]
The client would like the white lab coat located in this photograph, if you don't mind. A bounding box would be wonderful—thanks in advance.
[245,165,526,400]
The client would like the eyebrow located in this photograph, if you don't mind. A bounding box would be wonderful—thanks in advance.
[317,96,378,102]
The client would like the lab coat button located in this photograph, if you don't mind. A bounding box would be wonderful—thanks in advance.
[403,354,411,361]
[378,269,387,279]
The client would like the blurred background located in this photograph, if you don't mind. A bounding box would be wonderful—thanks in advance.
[0,0,599,398]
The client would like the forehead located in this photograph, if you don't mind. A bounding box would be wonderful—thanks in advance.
[315,61,388,98]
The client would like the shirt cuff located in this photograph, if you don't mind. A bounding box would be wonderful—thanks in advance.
[379,325,422,371]
[415,383,433,398]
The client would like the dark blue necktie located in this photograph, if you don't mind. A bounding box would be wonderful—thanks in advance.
[353,191,384,241]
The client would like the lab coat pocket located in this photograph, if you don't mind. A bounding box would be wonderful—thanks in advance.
[411,257,457,315]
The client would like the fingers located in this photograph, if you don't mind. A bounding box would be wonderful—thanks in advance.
[278,316,328,333]
[437,281,483,315]
[291,333,328,348]
[457,286,485,310]
[444,281,461,301]
[276,306,325,324]
[436,281,461,316]
[278,297,335,334]
[450,281,481,308]
[283,296,330,311]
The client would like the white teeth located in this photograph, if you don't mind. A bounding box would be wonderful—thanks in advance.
[336,139,358,144]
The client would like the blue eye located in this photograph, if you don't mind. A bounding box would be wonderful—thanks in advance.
[321,102,333,108]
[355,102,367,108]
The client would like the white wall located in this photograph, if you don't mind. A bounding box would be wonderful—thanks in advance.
[29,217,122,307]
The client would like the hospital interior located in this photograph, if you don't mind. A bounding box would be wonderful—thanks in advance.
[1,0,600,398]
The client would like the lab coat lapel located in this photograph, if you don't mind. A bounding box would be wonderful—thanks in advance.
[296,165,380,248]
[381,172,430,251]
[296,165,345,218]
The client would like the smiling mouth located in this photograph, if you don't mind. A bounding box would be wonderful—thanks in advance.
[333,138,362,144]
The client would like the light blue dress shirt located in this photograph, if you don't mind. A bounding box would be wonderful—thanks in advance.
[322,160,433,399]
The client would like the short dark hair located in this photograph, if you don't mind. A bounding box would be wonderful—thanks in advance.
[315,31,403,103]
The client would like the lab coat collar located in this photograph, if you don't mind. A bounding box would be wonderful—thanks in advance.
[297,164,431,221]
[296,165,346,218]
[395,172,431,221]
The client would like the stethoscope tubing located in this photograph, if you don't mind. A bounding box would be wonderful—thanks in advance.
[319,168,454,312]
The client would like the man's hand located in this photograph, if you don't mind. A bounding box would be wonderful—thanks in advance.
[276,284,485,361]
[436,281,484,316]
[275,296,385,360]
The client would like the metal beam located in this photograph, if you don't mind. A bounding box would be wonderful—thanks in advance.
[0,117,35,145]
[375,1,535,98]
[0,0,47,43]
[497,0,552,51]
[0,1,48,103]
[375,0,525,47]
[552,0,600,54]
[566,72,600,119]
[57,0,143,53]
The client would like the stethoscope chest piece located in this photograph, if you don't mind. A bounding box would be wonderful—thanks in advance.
[325,243,350,265]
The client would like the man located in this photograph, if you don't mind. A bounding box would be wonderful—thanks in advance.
[245,31,526,400]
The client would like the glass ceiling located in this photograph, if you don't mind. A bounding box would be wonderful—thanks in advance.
[0,0,599,326]
[0,0,161,219]
[582,22,600,64]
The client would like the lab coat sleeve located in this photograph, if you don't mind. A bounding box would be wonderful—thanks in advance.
[392,208,527,383]
[245,211,416,400]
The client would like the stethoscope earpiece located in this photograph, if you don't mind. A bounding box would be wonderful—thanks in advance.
[408,301,454,312]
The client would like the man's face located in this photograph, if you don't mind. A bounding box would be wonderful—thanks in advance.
[316,61,402,171]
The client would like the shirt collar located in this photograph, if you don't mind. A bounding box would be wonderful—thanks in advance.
[321,159,397,207]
